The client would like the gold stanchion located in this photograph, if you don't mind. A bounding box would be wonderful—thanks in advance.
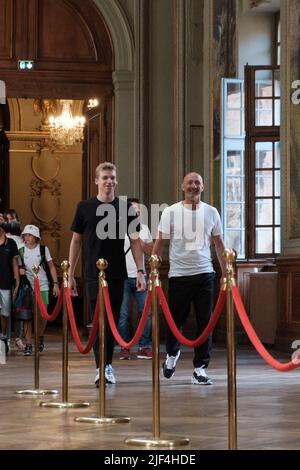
[40,260,90,409]
[15,265,58,396]
[223,248,237,450]
[75,259,130,424]
[125,255,189,447]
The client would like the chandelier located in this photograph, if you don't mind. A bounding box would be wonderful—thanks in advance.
[49,100,85,147]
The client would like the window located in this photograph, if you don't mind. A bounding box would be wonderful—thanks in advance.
[222,79,245,258]
[273,12,280,66]
[222,66,280,259]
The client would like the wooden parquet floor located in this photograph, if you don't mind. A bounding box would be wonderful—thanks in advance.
[1,333,299,450]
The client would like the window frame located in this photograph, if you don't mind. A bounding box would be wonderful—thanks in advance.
[245,65,280,259]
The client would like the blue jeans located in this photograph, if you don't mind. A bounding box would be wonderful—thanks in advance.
[118,277,151,348]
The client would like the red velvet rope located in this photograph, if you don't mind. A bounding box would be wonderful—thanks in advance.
[156,285,226,347]
[65,287,98,354]
[232,285,300,371]
[34,277,63,322]
[103,286,152,349]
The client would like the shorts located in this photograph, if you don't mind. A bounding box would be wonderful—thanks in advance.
[41,291,49,306]
[0,289,12,318]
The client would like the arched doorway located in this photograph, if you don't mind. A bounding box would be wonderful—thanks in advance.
[0,0,116,261]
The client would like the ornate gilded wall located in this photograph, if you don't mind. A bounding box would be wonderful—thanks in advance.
[7,98,83,274]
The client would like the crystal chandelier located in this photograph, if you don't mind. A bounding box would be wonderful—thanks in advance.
[49,100,85,147]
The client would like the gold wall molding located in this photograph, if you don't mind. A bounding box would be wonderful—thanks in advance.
[30,179,61,197]
[31,149,60,182]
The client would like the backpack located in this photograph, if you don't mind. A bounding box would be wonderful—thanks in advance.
[18,245,53,287]
[13,275,33,321]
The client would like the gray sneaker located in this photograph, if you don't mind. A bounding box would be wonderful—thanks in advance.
[162,350,181,379]
[191,366,213,385]
[95,365,116,387]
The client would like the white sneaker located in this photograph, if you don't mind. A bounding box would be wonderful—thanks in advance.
[191,366,213,385]
[94,368,99,387]
[105,364,116,384]
[162,350,181,379]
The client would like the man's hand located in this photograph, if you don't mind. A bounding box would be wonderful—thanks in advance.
[68,275,78,297]
[136,271,146,291]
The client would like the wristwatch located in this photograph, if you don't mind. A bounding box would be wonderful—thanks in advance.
[137,269,145,274]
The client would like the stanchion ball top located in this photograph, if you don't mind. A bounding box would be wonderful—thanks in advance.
[61,260,70,272]
[222,248,237,263]
[96,259,108,271]
[148,254,162,270]
[32,265,40,276]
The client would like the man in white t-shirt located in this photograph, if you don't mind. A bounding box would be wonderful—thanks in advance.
[118,199,153,360]
[152,172,225,385]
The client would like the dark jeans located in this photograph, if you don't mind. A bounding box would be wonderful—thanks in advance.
[87,280,124,368]
[167,273,215,368]
[118,277,151,348]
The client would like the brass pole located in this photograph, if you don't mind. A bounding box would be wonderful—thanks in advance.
[125,255,189,447]
[151,256,161,439]
[15,266,58,396]
[74,259,130,424]
[40,260,89,408]
[223,248,237,450]
[97,259,107,418]
[33,265,41,390]
[61,260,69,403]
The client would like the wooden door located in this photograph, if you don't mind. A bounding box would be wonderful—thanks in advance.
[83,99,112,199]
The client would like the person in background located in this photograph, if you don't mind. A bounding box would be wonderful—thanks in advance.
[118,198,153,360]
[0,222,20,355]
[19,224,59,356]
[4,209,24,350]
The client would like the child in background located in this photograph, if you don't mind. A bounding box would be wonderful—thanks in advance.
[19,225,59,356]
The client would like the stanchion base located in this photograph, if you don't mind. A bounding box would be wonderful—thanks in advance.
[15,389,59,396]
[125,436,190,447]
[74,415,130,424]
[39,401,90,408]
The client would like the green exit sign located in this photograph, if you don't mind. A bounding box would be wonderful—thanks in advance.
[18,60,34,70]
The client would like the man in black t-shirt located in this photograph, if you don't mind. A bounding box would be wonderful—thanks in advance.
[0,225,20,354]
[69,162,146,386]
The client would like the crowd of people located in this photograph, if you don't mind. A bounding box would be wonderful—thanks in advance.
[0,161,225,388]
[0,211,59,356]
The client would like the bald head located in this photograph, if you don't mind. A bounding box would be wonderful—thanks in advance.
[181,172,204,204]
[182,172,203,185]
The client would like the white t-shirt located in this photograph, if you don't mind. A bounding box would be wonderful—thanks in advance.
[124,224,153,277]
[159,201,222,277]
[20,244,52,291]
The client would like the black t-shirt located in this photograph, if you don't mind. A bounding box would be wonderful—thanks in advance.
[0,237,18,289]
[70,197,140,281]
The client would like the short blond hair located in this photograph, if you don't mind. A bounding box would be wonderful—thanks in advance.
[95,162,117,177]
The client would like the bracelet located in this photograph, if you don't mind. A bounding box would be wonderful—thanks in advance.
[137,269,145,274]
[53,282,58,284]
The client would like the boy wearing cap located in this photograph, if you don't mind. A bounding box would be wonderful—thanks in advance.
[20,224,59,355]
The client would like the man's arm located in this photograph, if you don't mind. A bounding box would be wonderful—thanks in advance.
[68,232,82,294]
[140,239,153,256]
[152,231,165,257]
[47,260,60,297]
[12,256,20,297]
[212,235,226,278]
[129,236,146,291]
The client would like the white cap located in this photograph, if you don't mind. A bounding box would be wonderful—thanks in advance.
[21,224,41,240]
